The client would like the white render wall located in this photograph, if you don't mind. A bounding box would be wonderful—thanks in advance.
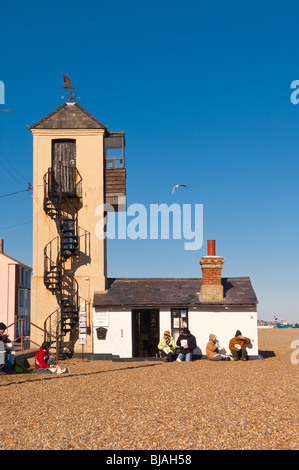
[93,306,259,358]
[188,308,259,357]
[160,307,258,357]
[93,308,132,357]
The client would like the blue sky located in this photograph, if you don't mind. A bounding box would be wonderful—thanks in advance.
[0,0,299,322]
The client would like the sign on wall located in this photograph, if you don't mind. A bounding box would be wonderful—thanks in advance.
[79,303,87,345]
[94,310,109,327]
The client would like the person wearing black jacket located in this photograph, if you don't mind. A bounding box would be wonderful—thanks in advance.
[0,322,15,374]
[176,328,197,362]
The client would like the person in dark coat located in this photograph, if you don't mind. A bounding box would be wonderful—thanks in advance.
[0,322,15,374]
[176,328,197,362]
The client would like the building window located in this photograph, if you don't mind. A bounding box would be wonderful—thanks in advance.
[17,289,30,315]
[18,289,24,308]
[171,309,188,343]
[24,269,31,289]
[104,133,125,168]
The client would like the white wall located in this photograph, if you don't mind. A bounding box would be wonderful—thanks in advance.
[189,308,258,356]
[93,308,132,357]
[93,306,259,358]
[160,307,258,357]
[159,309,171,338]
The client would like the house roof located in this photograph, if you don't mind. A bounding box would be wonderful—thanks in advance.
[29,102,107,130]
[93,277,258,308]
[0,252,32,271]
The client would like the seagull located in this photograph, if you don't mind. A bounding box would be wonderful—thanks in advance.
[172,184,187,194]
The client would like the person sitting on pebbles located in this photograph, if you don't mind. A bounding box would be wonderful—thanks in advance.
[158,330,176,362]
[0,322,16,374]
[35,341,70,374]
[176,328,197,362]
[206,334,232,361]
[229,330,251,361]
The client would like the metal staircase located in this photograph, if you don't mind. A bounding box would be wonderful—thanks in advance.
[43,165,83,358]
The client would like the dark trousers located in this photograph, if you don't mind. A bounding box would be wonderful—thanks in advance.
[231,349,247,360]
[160,350,175,362]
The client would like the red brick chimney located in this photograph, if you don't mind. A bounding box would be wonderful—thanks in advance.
[199,239,225,302]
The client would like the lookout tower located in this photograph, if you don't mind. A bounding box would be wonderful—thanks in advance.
[29,94,126,357]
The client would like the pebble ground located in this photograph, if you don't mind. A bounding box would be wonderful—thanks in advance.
[0,328,298,450]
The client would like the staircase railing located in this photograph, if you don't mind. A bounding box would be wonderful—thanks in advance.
[43,167,82,200]
[43,165,83,358]
[4,318,58,359]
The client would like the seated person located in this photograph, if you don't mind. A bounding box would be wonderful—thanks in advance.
[158,330,176,362]
[0,322,15,374]
[0,339,5,374]
[206,334,232,361]
[229,330,251,361]
[35,341,56,373]
[176,328,197,362]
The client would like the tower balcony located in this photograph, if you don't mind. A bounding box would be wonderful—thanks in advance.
[44,166,82,202]
[104,132,126,211]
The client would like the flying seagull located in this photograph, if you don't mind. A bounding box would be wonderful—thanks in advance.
[172,184,187,194]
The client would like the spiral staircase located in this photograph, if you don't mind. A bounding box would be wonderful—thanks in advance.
[43,165,82,358]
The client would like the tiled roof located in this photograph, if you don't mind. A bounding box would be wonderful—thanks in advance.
[29,102,106,129]
[93,277,258,307]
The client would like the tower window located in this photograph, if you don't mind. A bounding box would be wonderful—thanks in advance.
[104,133,125,168]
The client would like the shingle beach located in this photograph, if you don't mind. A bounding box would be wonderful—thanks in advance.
[1,328,298,450]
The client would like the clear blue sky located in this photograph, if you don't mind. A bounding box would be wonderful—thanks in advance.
[0,0,299,322]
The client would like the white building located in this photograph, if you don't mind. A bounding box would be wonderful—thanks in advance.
[92,241,259,360]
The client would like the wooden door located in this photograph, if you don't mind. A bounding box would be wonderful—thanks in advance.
[52,139,76,195]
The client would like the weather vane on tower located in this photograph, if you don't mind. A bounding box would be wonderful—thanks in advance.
[61,73,80,102]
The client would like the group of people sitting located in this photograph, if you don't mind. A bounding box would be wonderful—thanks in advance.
[0,322,69,375]
[158,327,251,362]
[1,321,251,375]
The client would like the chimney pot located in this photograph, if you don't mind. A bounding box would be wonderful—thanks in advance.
[207,239,216,256]
[0,238,3,254]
